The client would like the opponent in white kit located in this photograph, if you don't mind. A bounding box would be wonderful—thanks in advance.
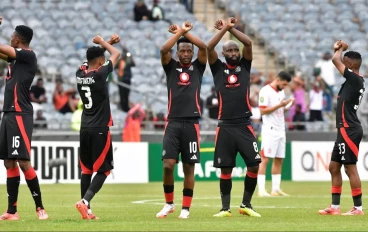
[257,71,293,197]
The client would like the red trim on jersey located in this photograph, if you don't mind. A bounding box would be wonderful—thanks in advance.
[194,123,200,145]
[342,101,349,127]
[259,105,267,109]
[246,88,252,112]
[15,115,30,155]
[7,167,20,178]
[215,127,219,145]
[84,65,102,74]
[225,63,237,69]
[93,131,111,172]
[246,171,258,178]
[168,89,172,116]
[247,125,256,138]
[179,62,191,68]
[195,88,201,115]
[220,173,232,179]
[104,170,111,176]
[14,83,22,112]
[260,148,265,158]
[107,113,113,127]
[80,159,93,174]
[340,128,359,157]
[269,84,279,92]
[218,92,223,119]
[331,186,342,194]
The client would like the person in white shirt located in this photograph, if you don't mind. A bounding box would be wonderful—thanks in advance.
[309,76,325,121]
[257,71,293,197]
[315,52,335,112]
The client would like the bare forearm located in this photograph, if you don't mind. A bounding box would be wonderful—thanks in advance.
[229,28,252,46]
[160,31,185,53]
[184,32,206,49]
[99,40,120,64]
[332,48,343,65]
[207,28,228,50]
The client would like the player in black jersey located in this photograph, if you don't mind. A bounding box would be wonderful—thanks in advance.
[0,24,48,220]
[207,17,261,217]
[319,40,365,216]
[156,22,207,219]
[75,34,120,220]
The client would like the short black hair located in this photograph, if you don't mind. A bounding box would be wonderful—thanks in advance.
[15,25,33,44]
[37,77,43,82]
[177,36,193,50]
[86,46,105,62]
[277,71,292,82]
[344,51,362,61]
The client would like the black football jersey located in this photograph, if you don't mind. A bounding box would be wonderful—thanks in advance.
[163,58,206,119]
[76,60,113,128]
[210,58,252,121]
[3,48,37,114]
[336,67,365,128]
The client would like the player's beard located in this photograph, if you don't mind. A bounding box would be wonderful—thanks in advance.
[276,85,282,91]
[225,56,240,66]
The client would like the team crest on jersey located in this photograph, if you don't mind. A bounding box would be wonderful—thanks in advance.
[102,60,109,66]
[235,66,241,72]
[178,72,191,86]
[226,74,240,88]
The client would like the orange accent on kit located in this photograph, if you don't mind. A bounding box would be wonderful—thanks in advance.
[182,196,192,208]
[220,173,232,179]
[340,128,359,157]
[23,168,37,180]
[352,188,362,197]
[331,186,342,194]
[7,167,20,178]
[246,171,258,179]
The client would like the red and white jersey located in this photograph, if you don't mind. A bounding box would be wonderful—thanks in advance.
[258,84,285,131]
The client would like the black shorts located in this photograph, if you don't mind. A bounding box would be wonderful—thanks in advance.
[331,127,363,164]
[0,113,33,160]
[59,102,72,114]
[162,119,200,163]
[79,128,114,173]
[214,124,261,168]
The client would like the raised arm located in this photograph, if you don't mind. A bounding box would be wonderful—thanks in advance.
[207,19,228,65]
[332,40,347,75]
[93,35,121,67]
[160,24,185,65]
[228,17,252,61]
[182,22,207,64]
[0,44,16,59]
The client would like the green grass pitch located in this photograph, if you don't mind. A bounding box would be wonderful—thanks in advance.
[0,181,367,231]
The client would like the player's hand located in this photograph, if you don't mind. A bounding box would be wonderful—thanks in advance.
[227,17,237,28]
[108,34,120,45]
[334,40,342,52]
[0,16,2,25]
[168,24,181,34]
[280,98,293,107]
[214,19,226,30]
[182,21,193,32]
[341,41,348,51]
[93,35,104,44]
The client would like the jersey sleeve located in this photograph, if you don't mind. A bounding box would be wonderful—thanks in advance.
[209,59,223,77]
[8,48,36,63]
[193,58,206,75]
[240,57,252,72]
[162,58,176,73]
[258,88,269,108]
[344,67,363,86]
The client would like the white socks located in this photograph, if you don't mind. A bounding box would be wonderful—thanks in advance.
[272,174,281,192]
[257,174,266,193]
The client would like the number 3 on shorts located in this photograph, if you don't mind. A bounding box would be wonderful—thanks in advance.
[81,86,93,109]
[253,142,258,152]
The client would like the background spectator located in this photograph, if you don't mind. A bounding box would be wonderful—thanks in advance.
[116,48,135,112]
[179,0,193,13]
[122,103,145,142]
[30,78,47,104]
[53,80,79,114]
[71,100,83,131]
[292,104,306,131]
[206,86,218,120]
[151,0,164,21]
[288,75,306,121]
[309,74,325,122]
[134,0,151,22]
[34,110,47,129]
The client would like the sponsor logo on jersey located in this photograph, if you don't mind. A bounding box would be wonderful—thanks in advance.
[226,74,240,88]
[178,72,191,86]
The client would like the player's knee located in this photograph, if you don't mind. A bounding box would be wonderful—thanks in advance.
[344,166,357,178]
[17,160,32,171]
[247,166,259,174]
[220,168,233,175]
[4,160,17,169]
[163,162,175,173]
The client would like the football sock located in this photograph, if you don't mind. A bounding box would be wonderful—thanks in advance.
[257,174,266,193]
[7,167,20,214]
[272,174,281,192]
[352,188,362,207]
[182,188,193,211]
[220,173,232,211]
[242,171,258,206]
[83,172,108,203]
[163,185,174,204]
[81,174,92,199]
[331,186,342,206]
[23,168,44,210]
